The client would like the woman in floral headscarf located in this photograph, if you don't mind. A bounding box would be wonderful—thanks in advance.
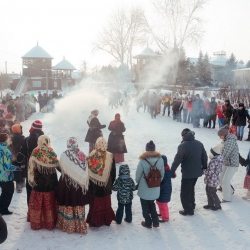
[56,137,92,234]
[27,135,60,230]
[86,137,116,227]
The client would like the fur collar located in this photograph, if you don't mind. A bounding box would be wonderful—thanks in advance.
[139,151,161,159]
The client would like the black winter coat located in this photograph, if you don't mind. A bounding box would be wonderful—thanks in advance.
[88,158,116,197]
[85,117,106,144]
[233,109,250,126]
[107,121,127,154]
[16,129,44,177]
[172,102,181,113]
[171,132,208,179]
[223,104,233,118]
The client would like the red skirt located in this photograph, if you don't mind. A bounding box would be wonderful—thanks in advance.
[86,195,116,227]
[113,153,124,163]
[244,175,250,190]
[27,190,57,230]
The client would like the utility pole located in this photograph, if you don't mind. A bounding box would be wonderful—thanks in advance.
[46,70,48,96]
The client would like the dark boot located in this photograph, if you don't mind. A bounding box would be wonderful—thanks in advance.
[212,120,215,129]
[208,120,211,128]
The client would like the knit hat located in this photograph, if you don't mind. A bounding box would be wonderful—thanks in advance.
[4,112,14,122]
[91,109,99,116]
[181,128,191,136]
[161,155,168,166]
[217,124,229,136]
[209,142,224,159]
[239,103,244,107]
[12,124,22,134]
[29,120,43,133]
[146,140,155,151]
[0,118,6,128]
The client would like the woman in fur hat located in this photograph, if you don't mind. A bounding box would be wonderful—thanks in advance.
[86,137,116,227]
[85,110,106,154]
[107,113,127,163]
[27,135,60,230]
[56,137,92,234]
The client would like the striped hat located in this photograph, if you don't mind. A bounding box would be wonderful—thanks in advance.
[29,120,43,133]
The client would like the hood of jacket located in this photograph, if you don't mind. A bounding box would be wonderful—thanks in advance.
[139,151,161,160]
[119,164,130,176]
[182,131,195,142]
[225,133,237,142]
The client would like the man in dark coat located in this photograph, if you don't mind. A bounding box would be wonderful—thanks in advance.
[149,93,158,119]
[223,100,233,125]
[16,120,44,205]
[85,109,106,153]
[208,97,217,129]
[171,128,207,216]
[192,94,204,128]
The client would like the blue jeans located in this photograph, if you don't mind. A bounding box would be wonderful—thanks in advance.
[237,126,245,137]
[218,118,225,128]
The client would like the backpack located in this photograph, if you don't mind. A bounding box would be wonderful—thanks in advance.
[143,159,162,188]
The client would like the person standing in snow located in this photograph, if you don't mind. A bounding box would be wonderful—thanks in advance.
[187,97,193,124]
[156,155,176,222]
[217,125,239,202]
[239,152,250,200]
[16,120,44,205]
[203,142,224,211]
[216,100,225,128]
[171,128,207,216]
[203,98,210,127]
[223,100,233,125]
[162,93,171,117]
[135,141,164,228]
[208,97,217,129]
[0,214,7,244]
[112,164,137,224]
[8,124,25,193]
[149,93,158,119]
[232,103,250,141]
[85,109,106,154]
[107,113,127,163]
[192,94,204,128]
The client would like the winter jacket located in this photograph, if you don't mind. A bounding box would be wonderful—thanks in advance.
[85,117,106,144]
[16,129,44,177]
[88,158,116,197]
[216,105,225,118]
[192,98,204,118]
[222,133,239,168]
[209,101,217,116]
[112,164,136,204]
[239,152,250,176]
[171,132,208,179]
[8,133,25,165]
[0,215,7,244]
[107,120,127,154]
[156,164,176,203]
[135,151,164,200]
[223,104,233,119]
[204,155,223,187]
[0,142,20,182]
[172,102,181,113]
[232,109,250,126]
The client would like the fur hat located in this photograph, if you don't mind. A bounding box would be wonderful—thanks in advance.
[217,125,229,137]
[12,124,22,134]
[29,120,43,133]
[146,140,155,151]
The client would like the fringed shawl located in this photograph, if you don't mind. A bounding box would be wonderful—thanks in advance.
[59,137,89,194]
[28,135,59,188]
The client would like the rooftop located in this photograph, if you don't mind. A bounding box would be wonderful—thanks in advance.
[22,44,53,59]
[133,47,160,59]
[52,58,76,70]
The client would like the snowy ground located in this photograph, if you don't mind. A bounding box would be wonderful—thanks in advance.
[2,92,250,250]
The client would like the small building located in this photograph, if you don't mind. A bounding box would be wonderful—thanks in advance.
[234,68,250,86]
[133,47,162,84]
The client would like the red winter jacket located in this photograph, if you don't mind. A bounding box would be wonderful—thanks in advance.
[216,105,225,118]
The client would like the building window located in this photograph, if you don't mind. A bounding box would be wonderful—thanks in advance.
[54,81,57,88]
[33,81,41,87]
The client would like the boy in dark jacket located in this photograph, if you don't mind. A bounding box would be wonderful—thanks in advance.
[156,155,176,222]
[112,164,137,224]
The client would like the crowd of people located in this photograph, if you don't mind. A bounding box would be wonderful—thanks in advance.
[1,90,250,244]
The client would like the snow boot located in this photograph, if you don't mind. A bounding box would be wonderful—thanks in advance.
[212,120,215,129]
[211,206,222,211]
[203,205,212,210]
[141,221,152,229]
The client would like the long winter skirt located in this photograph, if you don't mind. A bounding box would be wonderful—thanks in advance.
[56,206,87,234]
[27,190,57,230]
[86,195,116,227]
[244,175,250,190]
[112,153,124,163]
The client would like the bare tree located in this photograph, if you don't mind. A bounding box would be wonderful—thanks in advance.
[93,7,146,69]
[149,0,208,52]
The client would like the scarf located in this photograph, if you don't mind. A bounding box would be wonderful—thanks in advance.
[60,137,88,193]
[87,114,96,125]
[87,137,113,187]
[28,135,59,188]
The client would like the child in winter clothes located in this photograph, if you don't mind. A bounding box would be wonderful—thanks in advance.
[156,155,176,222]
[112,164,137,224]
[239,152,250,200]
[0,132,21,215]
[203,142,224,210]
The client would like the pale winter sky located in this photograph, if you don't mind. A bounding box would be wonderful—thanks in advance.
[0,0,249,73]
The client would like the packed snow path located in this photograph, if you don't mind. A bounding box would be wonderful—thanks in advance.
[2,101,250,250]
